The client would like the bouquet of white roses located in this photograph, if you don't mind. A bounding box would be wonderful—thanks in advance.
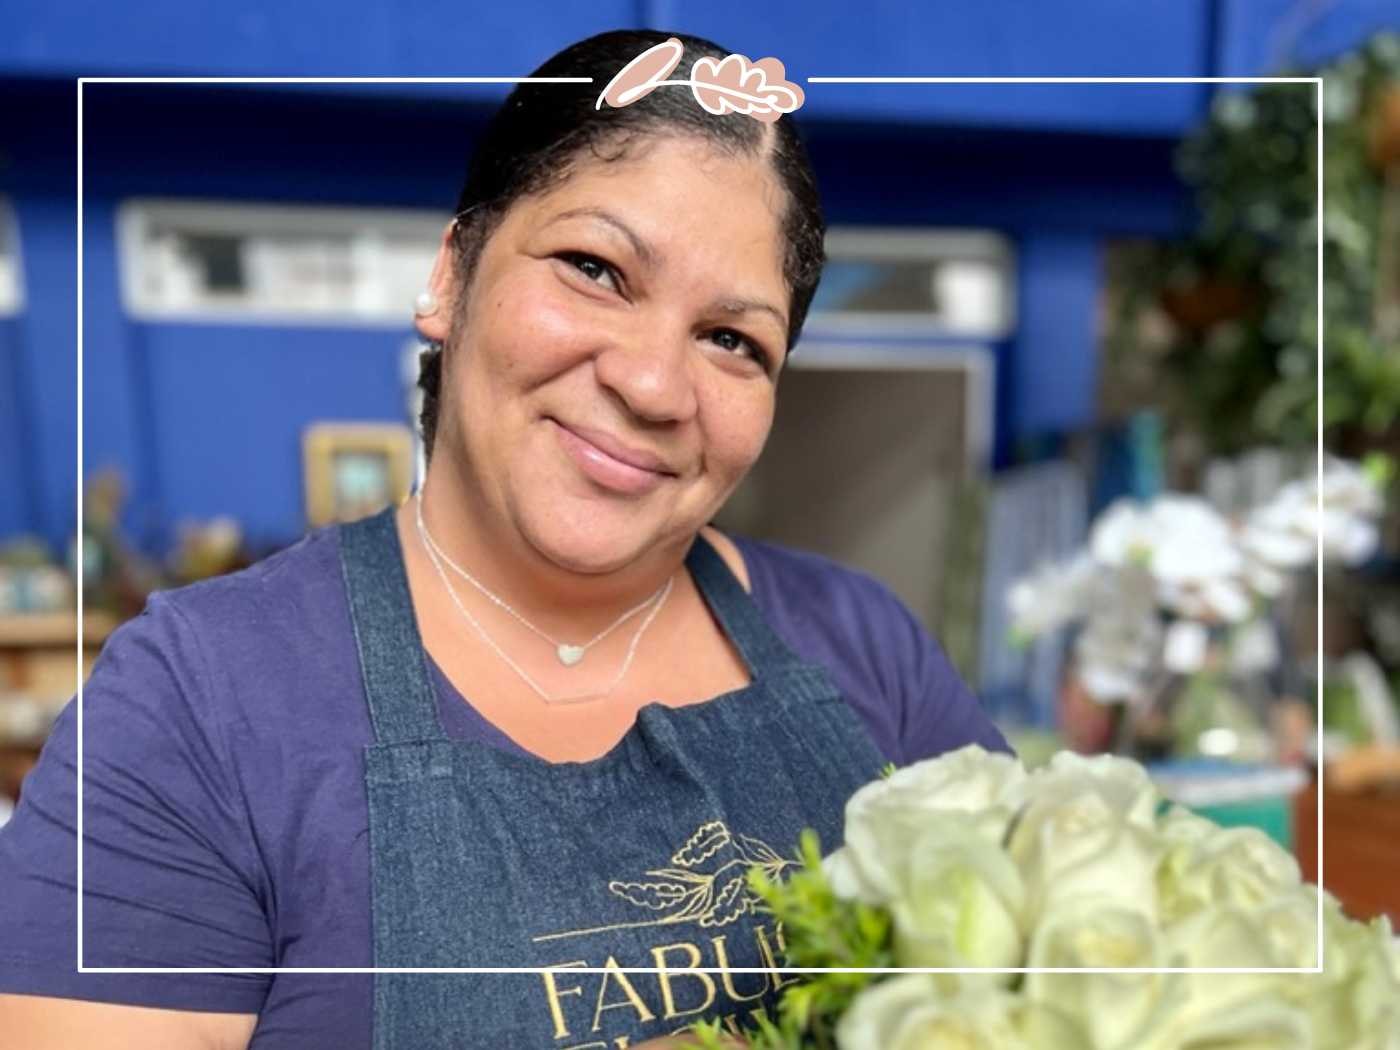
[686,745,1400,1050]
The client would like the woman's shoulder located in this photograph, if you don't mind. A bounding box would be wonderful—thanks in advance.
[714,529,1009,764]
[136,522,352,664]
[99,522,366,734]
[155,521,344,619]
[713,528,927,673]
[716,528,907,617]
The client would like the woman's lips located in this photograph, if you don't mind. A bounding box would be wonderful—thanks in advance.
[550,419,672,496]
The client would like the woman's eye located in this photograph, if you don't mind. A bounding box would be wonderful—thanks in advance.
[559,252,620,292]
[711,328,770,370]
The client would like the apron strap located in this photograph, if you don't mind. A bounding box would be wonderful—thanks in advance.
[340,506,800,743]
[340,506,445,745]
[686,531,801,678]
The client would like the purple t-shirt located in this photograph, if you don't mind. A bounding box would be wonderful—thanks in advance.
[0,523,1007,1047]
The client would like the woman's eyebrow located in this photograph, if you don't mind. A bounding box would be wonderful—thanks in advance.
[544,206,659,273]
[544,205,788,330]
[710,296,788,333]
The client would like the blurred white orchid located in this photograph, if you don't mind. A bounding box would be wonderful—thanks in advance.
[1243,459,1383,572]
[1008,455,1389,703]
[1092,496,1254,624]
[1007,552,1096,639]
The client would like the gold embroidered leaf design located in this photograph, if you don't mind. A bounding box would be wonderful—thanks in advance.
[699,873,750,927]
[608,880,692,910]
[596,36,685,110]
[689,54,804,124]
[735,833,784,867]
[591,822,797,934]
[671,883,718,923]
[671,820,731,867]
[644,866,713,885]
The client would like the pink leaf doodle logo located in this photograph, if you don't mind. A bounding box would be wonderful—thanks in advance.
[597,37,805,124]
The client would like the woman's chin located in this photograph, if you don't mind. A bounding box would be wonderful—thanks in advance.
[517,509,661,576]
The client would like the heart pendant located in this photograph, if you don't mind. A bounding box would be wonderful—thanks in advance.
[557,644,586,667]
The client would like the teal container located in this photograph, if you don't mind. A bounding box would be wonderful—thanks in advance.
[1148,759,1307,851]
[1191,798,1294,850]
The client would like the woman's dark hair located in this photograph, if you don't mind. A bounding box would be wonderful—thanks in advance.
[417,28,827,459]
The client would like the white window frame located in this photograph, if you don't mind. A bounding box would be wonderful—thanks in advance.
[0,200,26,317]
[809,227,1016,340]
[116,199,447,327]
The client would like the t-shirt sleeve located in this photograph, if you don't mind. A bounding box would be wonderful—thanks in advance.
[0,591,272,1012]
[740,534,1012,769]
[843,572,1013,768]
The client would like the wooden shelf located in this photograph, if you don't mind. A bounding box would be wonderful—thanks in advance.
[0,611,120,771]
[0,610,117,647]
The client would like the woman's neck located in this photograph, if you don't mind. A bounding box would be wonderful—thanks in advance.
[402,465,689,641]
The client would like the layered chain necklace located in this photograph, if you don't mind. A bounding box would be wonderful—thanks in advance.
[413,491,674,705]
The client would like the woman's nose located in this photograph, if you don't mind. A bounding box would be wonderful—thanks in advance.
[592,322,699,424]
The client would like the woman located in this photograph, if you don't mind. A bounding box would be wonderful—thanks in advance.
[0,29,1008,1050]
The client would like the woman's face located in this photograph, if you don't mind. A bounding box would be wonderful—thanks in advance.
[419,135,790,575]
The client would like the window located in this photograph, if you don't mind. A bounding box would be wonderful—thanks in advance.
[809,228,1014,339]
[117,200,445,325]
[0,201,24,317]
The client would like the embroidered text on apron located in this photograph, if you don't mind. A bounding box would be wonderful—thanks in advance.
[340,507,885,1049]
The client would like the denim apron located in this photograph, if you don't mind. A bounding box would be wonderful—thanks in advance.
[339,507,886,1049]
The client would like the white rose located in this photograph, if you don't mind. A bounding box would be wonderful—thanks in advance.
[1024,900,1181,1050]
[1029,902,1304,1050]
[887,819,1026,979]
[1310,893,1400,1050]
[1171,998,1311,1049]
[836,978,1085,1050]
[1157,820,1302,924]
[1161,903,1308,1043]
[1254,887,1322,969]
[1166,902,1290,969]
[1158,802,1219,844]
[832,746,1027,903]
[1007,752,1164,921]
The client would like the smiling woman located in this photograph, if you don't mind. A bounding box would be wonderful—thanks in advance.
[0,28,1008,1050]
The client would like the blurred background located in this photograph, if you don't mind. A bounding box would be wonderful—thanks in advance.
[1,0,1398,923]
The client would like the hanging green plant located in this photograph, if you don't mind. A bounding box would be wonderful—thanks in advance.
[1109,32,1400,458]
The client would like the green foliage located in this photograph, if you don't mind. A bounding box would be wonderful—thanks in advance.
[1322,676,1374,745]
[1110,32,1400,454]
[680,829,894,1050]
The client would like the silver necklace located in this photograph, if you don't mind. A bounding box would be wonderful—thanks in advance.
[415,491,668,668]
[413,495,674,705]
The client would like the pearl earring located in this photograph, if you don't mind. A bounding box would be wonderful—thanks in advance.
[414,290,439,317]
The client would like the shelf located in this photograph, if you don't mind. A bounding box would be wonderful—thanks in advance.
[0,610,117,647]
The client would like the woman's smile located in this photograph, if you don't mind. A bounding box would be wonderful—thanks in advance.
[548,416,677,496]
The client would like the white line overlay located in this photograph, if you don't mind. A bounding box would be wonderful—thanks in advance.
[77,74,1326,978]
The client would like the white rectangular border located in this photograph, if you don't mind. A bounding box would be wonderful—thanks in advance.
[77,74,1325,977]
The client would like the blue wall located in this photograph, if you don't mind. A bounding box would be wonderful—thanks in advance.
[4,80,78,557]
[4,0,1215,132]
[2,0,1391,556]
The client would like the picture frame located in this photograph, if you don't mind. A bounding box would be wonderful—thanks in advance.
[302,422,414,529]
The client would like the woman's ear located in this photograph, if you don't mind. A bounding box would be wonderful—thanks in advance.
[413,220,460,344]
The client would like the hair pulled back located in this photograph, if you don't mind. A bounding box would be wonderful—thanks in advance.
[418,29,827,459]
